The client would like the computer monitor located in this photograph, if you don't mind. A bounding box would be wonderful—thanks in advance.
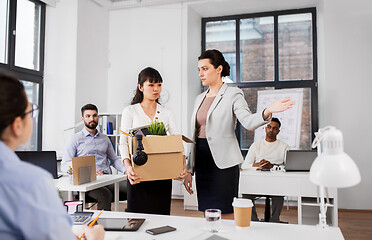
[285,150,317,172]
[16,151,59,179]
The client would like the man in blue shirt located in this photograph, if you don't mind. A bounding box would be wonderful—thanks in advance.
[62,104,126,211]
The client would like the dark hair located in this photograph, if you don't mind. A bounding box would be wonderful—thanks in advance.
[198,49,230,77]
[81,104,98,116]
[271,117,281,128]
[0,70,28,137]
[131,67,163,105]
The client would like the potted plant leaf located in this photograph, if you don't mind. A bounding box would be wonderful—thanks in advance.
[147,119,167,136]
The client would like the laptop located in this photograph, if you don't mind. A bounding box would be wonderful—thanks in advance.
[285,150,317,172]
[16,151,61,179]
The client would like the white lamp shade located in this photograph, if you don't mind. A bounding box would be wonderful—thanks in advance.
[309,152,361,188]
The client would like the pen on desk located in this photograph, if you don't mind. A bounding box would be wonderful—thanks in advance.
[78,211,103,240]
[120,130,131,137]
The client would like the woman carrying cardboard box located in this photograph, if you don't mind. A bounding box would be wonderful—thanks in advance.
[119,67,187,215]
[183,49,295,218]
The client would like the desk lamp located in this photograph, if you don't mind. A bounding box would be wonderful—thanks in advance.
[310,126,361,228]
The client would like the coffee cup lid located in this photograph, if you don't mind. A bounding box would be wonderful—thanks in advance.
[232,197,253,208]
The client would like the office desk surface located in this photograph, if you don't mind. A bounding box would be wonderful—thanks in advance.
[239,170,338,226]
[55,175,126,211]
[73,211,344,240]
[54,174,125,192]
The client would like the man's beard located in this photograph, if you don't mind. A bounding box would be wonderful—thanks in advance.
[266,132,276,140]
[85,121,98,130]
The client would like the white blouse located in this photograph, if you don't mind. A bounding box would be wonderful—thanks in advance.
[119,103,179,161]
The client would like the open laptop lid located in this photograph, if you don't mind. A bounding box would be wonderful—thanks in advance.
[16,151,59,179]
[285,150,317,172]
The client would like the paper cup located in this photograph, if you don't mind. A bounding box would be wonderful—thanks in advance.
[232,197,253,227]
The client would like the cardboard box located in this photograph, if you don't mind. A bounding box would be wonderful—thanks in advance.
[72,155,96,185]
[129,135,193,182]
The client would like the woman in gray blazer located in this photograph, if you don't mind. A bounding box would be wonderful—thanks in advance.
[183,49,294,217]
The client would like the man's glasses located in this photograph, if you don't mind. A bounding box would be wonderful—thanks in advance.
[22,103,40,119]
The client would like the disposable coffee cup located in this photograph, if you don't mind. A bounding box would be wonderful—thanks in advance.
[232,197,253,227]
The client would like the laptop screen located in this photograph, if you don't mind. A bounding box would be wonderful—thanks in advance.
[16,151,58,179]
[285,150,317,172]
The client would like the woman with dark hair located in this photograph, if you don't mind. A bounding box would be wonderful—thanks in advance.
[183,49,295,218]
[119,67,187,215]
[0,70,104,240]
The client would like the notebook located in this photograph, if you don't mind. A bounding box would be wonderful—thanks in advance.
[285,150,317,172]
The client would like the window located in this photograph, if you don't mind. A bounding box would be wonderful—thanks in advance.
[202,8,317,150]
[0,0,9,64]
[0,0,45,150]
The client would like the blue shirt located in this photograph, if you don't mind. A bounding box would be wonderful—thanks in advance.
[61,128,125,174]
[0,141,76,240]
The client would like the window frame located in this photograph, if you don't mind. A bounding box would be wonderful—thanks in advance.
[202,8,318,152]
[0,0,46,150]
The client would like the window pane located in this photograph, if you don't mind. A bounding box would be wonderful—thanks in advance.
[206,20,236,82]
[279,13,313,81]
[0,0,9,64]
[240,88,312,150]
[17,80,39,150]
[240,17,274,82]
[240,87,274,149]
[15,0,41,71]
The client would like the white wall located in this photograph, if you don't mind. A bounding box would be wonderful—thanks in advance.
[76,0,109,122]
[43,0,78,156]
[107,4,184,130]
[181,5,203,138]
[317,0,372,209]
[43,0,109,155]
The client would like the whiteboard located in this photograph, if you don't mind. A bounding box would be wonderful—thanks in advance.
[254,89,303,149]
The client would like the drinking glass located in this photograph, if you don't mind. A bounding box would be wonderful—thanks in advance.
[205,209,221,233]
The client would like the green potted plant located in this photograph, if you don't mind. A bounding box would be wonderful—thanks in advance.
[147,119,167,136]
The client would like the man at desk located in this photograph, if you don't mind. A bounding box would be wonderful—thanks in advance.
[241,117,289,222]
[62,104,126,211]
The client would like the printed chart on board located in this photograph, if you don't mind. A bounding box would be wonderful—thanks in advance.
[254,89,303,149]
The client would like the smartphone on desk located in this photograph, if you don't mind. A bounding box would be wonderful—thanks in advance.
[146,225,176,235]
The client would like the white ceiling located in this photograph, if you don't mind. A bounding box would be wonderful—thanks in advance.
[93,0,319,15]
[188,0,320,18]
[92,0,203,9]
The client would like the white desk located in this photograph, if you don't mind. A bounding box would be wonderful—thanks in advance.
[55,175,126,211]
[239,170,338,226]
[184,171,338,226]
[73,211,344,240]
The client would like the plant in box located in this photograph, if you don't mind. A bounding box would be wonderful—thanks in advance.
[147,119,167,136]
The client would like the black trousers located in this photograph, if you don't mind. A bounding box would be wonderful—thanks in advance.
[126,179,172,215]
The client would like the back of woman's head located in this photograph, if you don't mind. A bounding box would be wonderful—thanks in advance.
[131,67,163,105]
[198,49,230,77]
[0,71,28,137]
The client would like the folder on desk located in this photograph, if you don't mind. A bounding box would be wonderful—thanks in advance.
[72,155,96,185]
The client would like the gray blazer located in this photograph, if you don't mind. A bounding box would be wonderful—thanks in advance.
[187,83,269,174]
